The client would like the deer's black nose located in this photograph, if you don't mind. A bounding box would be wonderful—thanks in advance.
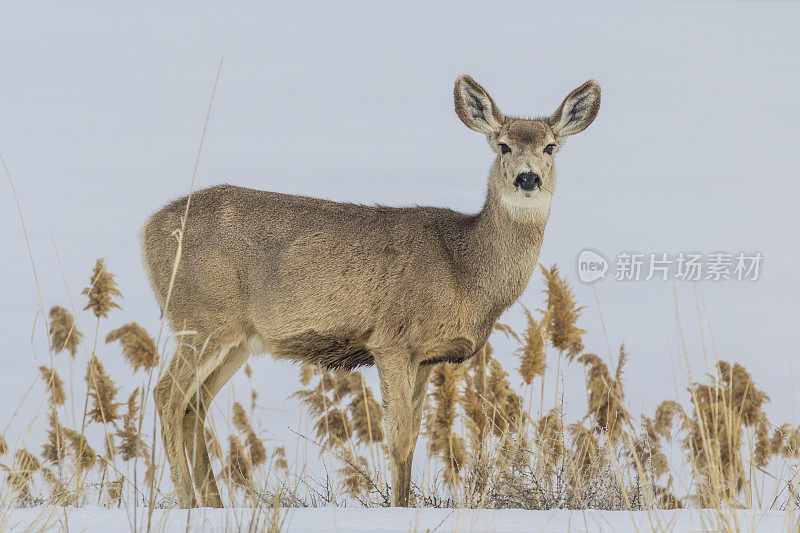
[514,172,541,191]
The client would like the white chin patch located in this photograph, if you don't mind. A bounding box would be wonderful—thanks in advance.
[501,188,552,220]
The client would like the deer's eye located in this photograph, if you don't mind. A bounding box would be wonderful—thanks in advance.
[499,143,511,154]
[544,144,556,155]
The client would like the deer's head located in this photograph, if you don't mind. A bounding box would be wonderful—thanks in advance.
[454,75,600,220]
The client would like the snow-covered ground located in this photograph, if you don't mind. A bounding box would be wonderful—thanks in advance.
[4,506,797,532]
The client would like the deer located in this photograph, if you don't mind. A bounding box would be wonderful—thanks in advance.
[141,75,600,508]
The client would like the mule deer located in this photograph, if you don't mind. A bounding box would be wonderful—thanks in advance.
[142,75,600,508]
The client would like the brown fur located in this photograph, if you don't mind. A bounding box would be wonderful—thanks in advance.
[142,75,600,507]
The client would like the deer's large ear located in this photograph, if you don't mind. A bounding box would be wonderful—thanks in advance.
[549,80,601,141]
[454,75,505,134]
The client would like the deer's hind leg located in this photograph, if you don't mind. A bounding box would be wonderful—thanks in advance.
[156,333,229,508]
[155,338,206,508]
[183,339,252,507]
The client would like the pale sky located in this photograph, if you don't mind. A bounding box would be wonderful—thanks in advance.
[2,1,799,462]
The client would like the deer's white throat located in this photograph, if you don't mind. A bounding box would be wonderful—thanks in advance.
[500,188,552,221]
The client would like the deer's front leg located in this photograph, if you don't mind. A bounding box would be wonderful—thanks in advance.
[409,363,433,460]
[375,350,415,507]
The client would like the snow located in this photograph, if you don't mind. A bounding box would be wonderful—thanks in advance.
[4,506,797,532]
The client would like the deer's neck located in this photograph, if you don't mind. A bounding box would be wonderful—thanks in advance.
[460,161,549,316]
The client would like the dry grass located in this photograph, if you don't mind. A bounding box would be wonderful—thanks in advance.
[1,258,799,533]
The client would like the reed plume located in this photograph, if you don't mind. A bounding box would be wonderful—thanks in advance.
[7,448,41,503]
[48,306,82,357]
[250,389,258,412]
[425,363,466,486]
[246,430,267,466]
[38,366,66,406]
[63,427,97,471]
[82,258,122,318]
[232,402,250,434]
[493,322,521,343]
[337,447,371,498]
[117,388,147,461]
[540,264,585,361]
[85,356,122,423]
[578,348,630,443]
[103,433,116,462]
[205,426,224,462]
[569,422,601,480]
[535,407,565,473]
[105,323,158,371]
[272,446,288,472]
[294,371,356,448]
[144,453,157,488]
[231,401,266,466]
[107,479,123,506]
[348,373,383,445]
[42,408,67,465]
[225,435,253,490]
[40,467,73,505]
[299,363,316,386]
[754,416,772,468]
[518,308,546,385]
[337,446,371,498]
[683,361,767,500]
[315,408,352,448]
[770,423,800,459]
[654,400,685,440]
[463,343,491,445]
[633,416,668,478]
